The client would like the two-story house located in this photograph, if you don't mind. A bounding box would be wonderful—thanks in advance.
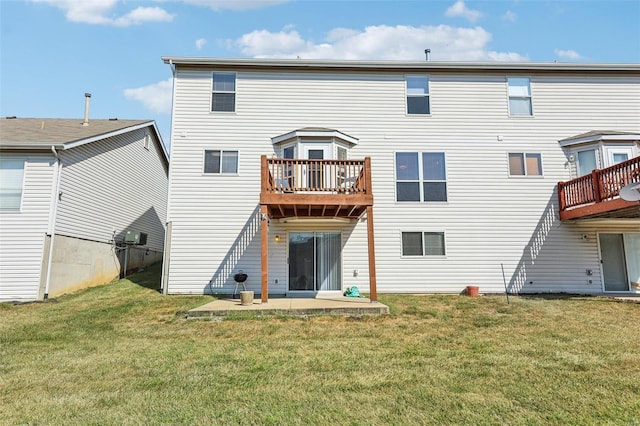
[160,58,639,301]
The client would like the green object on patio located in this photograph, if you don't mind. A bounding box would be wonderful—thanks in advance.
[344,286,360,297]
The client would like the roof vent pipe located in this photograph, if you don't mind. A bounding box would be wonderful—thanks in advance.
[425,49,431,61]
[82,93,91,127]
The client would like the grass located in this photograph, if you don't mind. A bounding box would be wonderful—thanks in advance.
[1,265,639,425]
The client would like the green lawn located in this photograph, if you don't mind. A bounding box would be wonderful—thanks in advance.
[1,264,639,425]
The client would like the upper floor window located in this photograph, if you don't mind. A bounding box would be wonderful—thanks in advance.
[577,149,598,176]
[402,231,446,256]
[283,146,295,159]
[406,76,430,115]
[508,77,532,116]
[612,152,630,164]
[0,157,24,210]
[337,146,348,160]
[508,152,542,176]
[204,150,238,174]
[212,72,236,112]
[396,152,447,201]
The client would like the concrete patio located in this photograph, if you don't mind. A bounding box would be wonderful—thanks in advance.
[188,295,390,318]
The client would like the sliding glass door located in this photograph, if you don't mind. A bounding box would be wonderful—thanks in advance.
[289,232,341,292]
[599,233,640,292]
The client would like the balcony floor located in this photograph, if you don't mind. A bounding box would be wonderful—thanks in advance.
[261,192,372,219]
[560,198,640,220]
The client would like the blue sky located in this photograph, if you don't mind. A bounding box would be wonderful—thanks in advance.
[1,0,639,148]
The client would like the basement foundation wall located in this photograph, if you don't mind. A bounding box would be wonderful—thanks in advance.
[46,234,163,298]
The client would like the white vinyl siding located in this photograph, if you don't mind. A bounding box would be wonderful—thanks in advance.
[55,127,168,251]
[166,65,640,295]
[0,155,55,301]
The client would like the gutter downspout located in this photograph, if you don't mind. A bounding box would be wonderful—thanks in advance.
[160,59,176,295]
[43,146,63,299]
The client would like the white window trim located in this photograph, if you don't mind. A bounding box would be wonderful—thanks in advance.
[202,149,239,175]
[405,74,431,116]
[507,76,533,117]
[394,151,448,203]
[507,152,544,178]
[574,147,601,177]
[400,230,447,258]
[300,141,333,160]
[143,133,150,150]
[0,158,26,212]
[211,71,237,113]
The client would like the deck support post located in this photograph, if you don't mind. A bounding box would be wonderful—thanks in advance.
[557,182,566,213]
[260,204,269,303]
[592,170,602,203]
[366,205,377,302]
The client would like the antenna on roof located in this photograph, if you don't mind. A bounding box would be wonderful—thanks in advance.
[83,93,91,127]
[425,49,431,61]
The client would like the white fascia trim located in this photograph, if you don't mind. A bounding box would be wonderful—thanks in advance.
[161,57,640,73]
[148,121,170,164]
[272,130,359,146]
[0,143,66,150]
[559,134,640,148]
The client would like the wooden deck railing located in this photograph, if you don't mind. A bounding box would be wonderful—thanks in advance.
[558,155,640,211]
[262,156,370,194]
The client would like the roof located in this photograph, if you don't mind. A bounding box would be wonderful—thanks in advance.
[271,128,359,146]
[1,118,149,146]
[0,118,169,164]
[559,130,640,147]
[162,57,640,74]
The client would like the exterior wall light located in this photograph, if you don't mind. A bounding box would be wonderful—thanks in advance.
[274,235,281,242]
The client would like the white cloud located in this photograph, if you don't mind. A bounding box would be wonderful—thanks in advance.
[114,7,173,26]
[236,29,308,56]
[233,25,528,62]
[32,0,174,26]
[180,0,289,11]
[502,10,517,22]
[196,38,207,50]
[554,49,582,60]
[124,78,173,114]
[445,1,483,22]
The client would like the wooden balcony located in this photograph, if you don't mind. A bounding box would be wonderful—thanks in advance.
[260,155,374,219]
[558,156,640,220]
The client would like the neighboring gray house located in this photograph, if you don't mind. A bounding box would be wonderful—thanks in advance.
[0,116,168,301]
[161,57,639,301]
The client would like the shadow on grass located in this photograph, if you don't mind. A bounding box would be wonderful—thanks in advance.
[518,293,602,301]
[126,262,163,292]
